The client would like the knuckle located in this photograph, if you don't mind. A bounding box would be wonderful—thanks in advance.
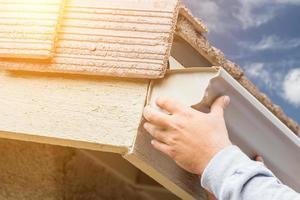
[145,112,156,122]
[143,108,151,118]
[152,129,159,138]
[181,109,192,118]
[181,109,193,117]
[171,100,180,107]
[168,148,178,159]
[171,120,184,130]
[168,149,176,159]
[169,99,179,105]
[157,97,169,106]
[167,135,178,145]
[162,118,171,126]
[168,122,177,130]
[183,111,192,118]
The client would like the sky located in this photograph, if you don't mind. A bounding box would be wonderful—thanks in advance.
[184,0,300,124]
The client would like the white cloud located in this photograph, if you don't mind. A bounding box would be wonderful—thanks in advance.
[234,0,276,29]
[233,0,300,29]
[244,63,273,88]
[276,0,300,4]
[244,62,287,94]
[282,68,300,107]
[183,0,223,32]
[245,63,265,77]
[241,35,300,51]
[244,63,300,109]
[184,0,300,31]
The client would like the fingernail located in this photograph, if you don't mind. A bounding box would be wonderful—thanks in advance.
[256,156,264,163]
[223,96,230,106]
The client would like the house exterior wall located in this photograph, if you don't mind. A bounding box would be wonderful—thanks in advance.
[0,138,155,200]
[0,138,69,200]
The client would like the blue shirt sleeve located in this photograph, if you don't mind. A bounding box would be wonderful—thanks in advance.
[201,145,300,200]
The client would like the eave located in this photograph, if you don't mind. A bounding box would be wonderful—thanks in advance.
[1,67,299,199]
[141,67,300,195]
[175,10,300,136]
[0,1,299,199]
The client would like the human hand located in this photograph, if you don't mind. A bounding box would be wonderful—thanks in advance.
[255,156,264,163]
[207,192,217,200]
[143,96,232,176]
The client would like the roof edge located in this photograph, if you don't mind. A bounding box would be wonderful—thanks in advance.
[160,0,182,78]
[178,3,208,33]
[175,13,300,136]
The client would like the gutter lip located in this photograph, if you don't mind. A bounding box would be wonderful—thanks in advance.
[219,68,300,147]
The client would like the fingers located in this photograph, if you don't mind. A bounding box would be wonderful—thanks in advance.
[144,122,169,144]
[210,96,230,116]
[144,124,174,158]
[207,192,217,200]
[255,156,264,163]
[151,139,172,157]
[143,105,171,127]
[156,97,186,114]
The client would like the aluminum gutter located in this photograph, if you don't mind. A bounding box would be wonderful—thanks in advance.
[148,67,300,193]
[216,69,300,192]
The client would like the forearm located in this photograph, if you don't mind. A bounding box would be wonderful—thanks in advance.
[201,145,300,200]
[142,96,299,199]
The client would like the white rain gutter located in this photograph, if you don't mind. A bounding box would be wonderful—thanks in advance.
[148,67,300,192]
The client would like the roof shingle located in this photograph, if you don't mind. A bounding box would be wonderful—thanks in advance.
[0,0,179,78]
[0,0,65,59]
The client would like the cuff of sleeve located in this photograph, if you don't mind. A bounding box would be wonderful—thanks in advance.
[200,145,251,195]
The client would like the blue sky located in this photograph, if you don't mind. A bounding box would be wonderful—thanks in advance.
[184,0,300,124]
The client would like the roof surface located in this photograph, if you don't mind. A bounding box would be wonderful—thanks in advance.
[0,0,298,136]
[0,0,64,59]
[0,0,179,78]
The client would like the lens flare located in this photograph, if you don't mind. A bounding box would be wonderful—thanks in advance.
[0,0,65,59]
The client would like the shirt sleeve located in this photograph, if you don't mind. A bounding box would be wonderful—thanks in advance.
[201,145,300,200]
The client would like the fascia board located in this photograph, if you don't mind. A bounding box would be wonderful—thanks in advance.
[0,71,149,154]
[142,67,300,195]
[124,68,218,200]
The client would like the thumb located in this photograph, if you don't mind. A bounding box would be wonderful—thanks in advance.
[210,96,230,116]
